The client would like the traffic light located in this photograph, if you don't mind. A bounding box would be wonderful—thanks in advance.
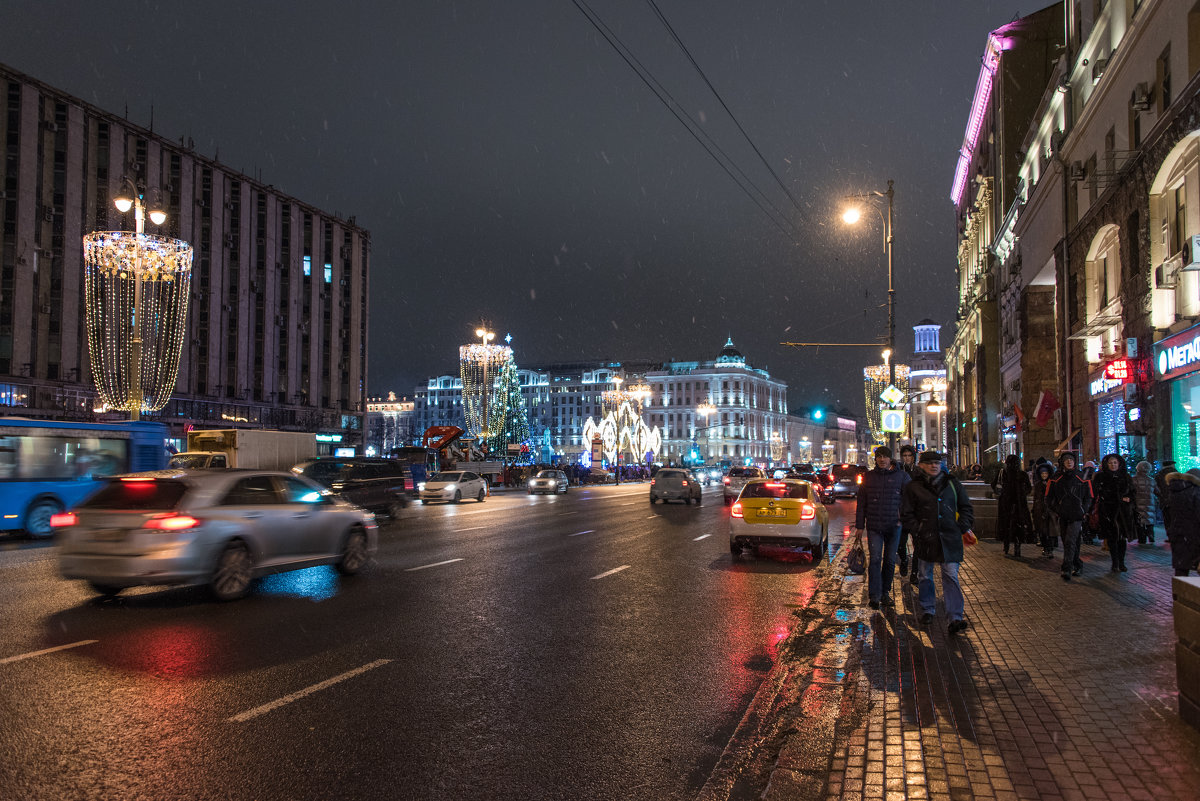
[812,408,824,421]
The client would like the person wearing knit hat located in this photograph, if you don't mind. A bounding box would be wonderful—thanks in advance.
[854,445,910,610]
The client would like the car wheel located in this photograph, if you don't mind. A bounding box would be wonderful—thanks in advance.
[87,581,123,597]
[24,498,62,538]
[336,527,369,575]
[649,496,656,504]
[477,489,486,502]
[210,541,253,601]
[452,490,462,504]
[729,541,740,555]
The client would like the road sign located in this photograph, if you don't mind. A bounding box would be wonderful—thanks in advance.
[880,385,904,406]
[881,409,906,433]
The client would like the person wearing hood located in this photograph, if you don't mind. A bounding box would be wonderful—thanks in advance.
[1093,454,1136,572]
[1032,462,1057,556]
[1046,452,1094,581]
[1165,469,1200,576]
[900,451,975,635]
[995,454,1033,557]
[854,446,911,609]
[1156,458,1177,529]
[1132,460,1157,545]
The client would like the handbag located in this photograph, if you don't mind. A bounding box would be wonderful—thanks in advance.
[846,542,866,575]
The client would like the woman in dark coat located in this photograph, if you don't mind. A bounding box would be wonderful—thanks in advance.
[995,454,1033,557]
[1165,469,1200,576]
[1031,462,1056,557]
[1093,453,1136,572]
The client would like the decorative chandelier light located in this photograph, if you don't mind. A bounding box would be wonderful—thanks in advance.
[584,376,661,465]
[83,180,192,418]
[459,327,512,440]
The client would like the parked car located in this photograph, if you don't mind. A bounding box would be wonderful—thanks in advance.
[729,478,829,557]
[649,468,702,504]
[829,463,866,498]
[586,467,616,484]
[54,469,377,600]
[292,457,410,518]
[420,470,488,504]
[723,466,767,505]
[528,469,569,495]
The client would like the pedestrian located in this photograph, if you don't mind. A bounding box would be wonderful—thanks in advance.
[854,446,911,610]
[1031,462,1056,557]
[1132,460,1157,545]
[896,444,919,575]
[1165,468,1200,577]
[1046,452,1094,581]
[900,451,974,635]
[1156,458,1177,529]
[995,454,1033,557]
[1093,454,1136,572]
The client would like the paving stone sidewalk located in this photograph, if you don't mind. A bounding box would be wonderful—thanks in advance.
[768,535,1200,801]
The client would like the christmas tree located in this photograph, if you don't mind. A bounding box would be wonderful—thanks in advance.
[486,358,530,457]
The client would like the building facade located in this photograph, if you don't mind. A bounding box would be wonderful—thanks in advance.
[0,63,369,450]
[365,393,415,457]
[906,321,948,454]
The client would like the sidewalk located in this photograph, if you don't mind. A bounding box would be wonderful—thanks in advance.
[766,535,1200,801]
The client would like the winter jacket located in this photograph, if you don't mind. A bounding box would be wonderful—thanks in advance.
[1093,455,1136,541]
[900,468,974,564]
[855,464,911,532]
[1046,467,1093,523]
[1132,461,1156,527]
[1165,471,1200,573]
[1031,466,1054,536]
[995,465,1033,544]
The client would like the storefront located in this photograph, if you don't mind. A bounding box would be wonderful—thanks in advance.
[1087,357,1144,463]
[1155,322,1200,472]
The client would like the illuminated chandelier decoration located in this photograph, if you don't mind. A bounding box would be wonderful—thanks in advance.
[770,431,785,462]
[459,327,513,441]
[583,378,662,465]
[83,190,193,416]
[863,363,911,443]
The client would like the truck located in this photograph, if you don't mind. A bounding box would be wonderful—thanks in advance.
[167,429,317,471]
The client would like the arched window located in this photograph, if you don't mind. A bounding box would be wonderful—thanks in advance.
[1150,133,1200,326]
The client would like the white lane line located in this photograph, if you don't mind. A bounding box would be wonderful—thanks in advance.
[0,639,98,665]
[591,565,631,580]
[456,526,487,532]
[557,511,578,516]
[621,502,636,506]
[569,530,595,537]
[228,659,391,723]
[693,534,711,541]
[646,515,657,519]
[405,558,464,572]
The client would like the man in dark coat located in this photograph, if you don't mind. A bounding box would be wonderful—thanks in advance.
[855,446,911,609]
[900,450,975,635]
[896,444,919,575]
[1046,451,1094,581]
[1156,458,1177,529]
[1165,469,1200,576]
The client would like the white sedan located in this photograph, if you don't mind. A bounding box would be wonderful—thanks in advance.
[420,471,489,504]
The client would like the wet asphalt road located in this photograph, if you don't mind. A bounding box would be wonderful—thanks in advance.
[0,483,856,801]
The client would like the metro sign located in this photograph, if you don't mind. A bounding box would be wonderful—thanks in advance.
[1155,322,1200,381]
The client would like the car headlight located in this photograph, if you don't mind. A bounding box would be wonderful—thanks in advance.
[417,482,426,491]
[445,483,458,491]
[547,480,556,487]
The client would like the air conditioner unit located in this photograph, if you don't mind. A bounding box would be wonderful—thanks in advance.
[1131,83,1152,111]
[1156,255,1182,288]
[1069,162,1086,181]
[42,121,58,133]
[1091,58,1108,84]
[40,303,51,314]
[42,208,54,222]
[224,235,234,248]
[339,246,350,259]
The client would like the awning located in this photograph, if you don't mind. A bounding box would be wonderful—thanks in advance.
[1054,429,1083,454]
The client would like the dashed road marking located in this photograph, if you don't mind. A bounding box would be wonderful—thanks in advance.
[0,640,98,665]
[693,534,711,541]
[456,526,487,532]
[228,659,392,723]
[569,530,595,537]
[591,565,631,580]
[405,558,464,572]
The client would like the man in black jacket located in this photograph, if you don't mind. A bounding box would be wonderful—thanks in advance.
[1046,451,1094,581]
[899,451,975,635]
[855,446,911,610]
[896,444,918,576]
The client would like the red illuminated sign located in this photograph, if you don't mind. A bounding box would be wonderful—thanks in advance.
[1104,359,1132,381]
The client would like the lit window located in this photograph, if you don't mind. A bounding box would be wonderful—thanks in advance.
[303,255,312,277]
[324,264,332,284]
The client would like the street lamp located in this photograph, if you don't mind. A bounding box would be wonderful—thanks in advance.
[696,402,716,463]
[921,379,948,454]
[843,179,896,451]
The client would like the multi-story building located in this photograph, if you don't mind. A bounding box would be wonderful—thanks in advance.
[0,63,369,450]
[906,321,948,454]
[365,393,415,457]
[947,4,1064,468]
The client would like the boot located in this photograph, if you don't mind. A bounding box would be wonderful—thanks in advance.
[1003,542,1010,555]
[1013,544,1021,558]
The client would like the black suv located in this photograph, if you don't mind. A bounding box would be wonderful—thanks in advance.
[292,458,410,518]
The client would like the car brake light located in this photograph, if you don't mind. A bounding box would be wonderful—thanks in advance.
[50,512,77,528]
[856,474,863,484]
[723,477,730,485]
[731,502,743,518]
[765,482,784,488]
[681,480,688,486]
[800,503,816,520]
[650,479,656,486]
[144,514,200,531]
[120,477,155,482]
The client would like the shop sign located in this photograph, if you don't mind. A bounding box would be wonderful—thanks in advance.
[1089,374,1122,397]
[1155,322,1200,381]
[1103,359,1134,381]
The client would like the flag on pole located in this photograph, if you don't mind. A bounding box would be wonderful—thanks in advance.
[1014,404,1025,432]
[1033,391,1060,427]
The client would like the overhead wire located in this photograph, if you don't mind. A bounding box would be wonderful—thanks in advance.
[571,0,800,241]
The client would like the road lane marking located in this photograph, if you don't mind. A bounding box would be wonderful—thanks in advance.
[557,511,578,516]
[456,526,487,532]
[693,534,711,541]
[228,659,392,723]
[569,530,595,537]
[621,502,636,506]
[0,640,98,665]
[591,565,630,580]
[646,515,657,519]
[405,558,464,572]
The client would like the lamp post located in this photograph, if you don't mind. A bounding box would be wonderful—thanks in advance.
[843,179,896,451]
[696,402,716,463]
[113,180,165,421]
[920,378,948,454]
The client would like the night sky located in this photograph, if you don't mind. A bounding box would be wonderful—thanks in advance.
[1,1,1029,415]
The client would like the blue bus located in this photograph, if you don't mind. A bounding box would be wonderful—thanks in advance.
[0,418,169,537]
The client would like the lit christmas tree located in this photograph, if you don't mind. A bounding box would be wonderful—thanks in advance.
[486,358,530,458]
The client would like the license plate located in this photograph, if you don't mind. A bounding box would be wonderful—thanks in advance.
[90,529,126,542]
[756,508,788,518]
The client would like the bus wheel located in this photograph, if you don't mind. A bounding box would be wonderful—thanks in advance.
[25,499,62,538]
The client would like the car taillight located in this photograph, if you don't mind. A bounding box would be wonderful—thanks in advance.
[650,479,656,486]
[731,502,743,518]
[723,477,730,486]
[800,503,816,520]
[50,512,77,528]
[143,514,200,531]
[765,482,784,488]
[681,480,688,486]
[856,474,863,484]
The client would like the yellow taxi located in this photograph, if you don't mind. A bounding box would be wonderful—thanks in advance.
[729,478,829,557]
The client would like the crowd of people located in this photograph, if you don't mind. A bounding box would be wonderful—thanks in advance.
[854,442,1200,637]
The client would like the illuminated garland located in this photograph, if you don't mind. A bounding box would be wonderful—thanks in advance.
[83,230,193,413]
[863,363,911,443]
[582,407,662,465]
[484,358,530,456]
[459,343,512,439]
